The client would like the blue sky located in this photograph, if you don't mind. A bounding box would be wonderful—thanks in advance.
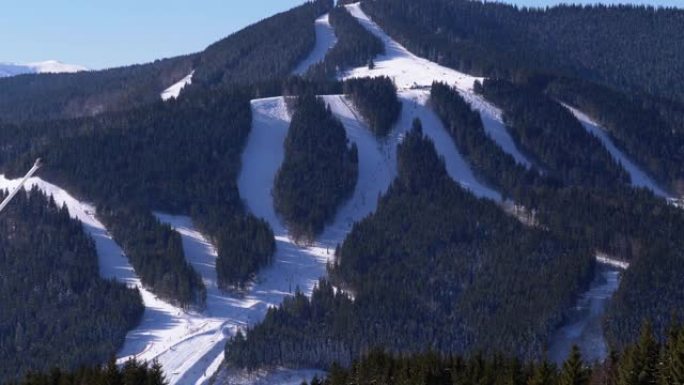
[2,0,683,69]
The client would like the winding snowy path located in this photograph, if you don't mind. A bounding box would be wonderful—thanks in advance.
[292,13,337,75]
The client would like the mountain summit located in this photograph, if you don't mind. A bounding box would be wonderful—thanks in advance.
[0,60,87,77]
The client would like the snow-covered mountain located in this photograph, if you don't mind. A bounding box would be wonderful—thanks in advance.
[0,60,87,77]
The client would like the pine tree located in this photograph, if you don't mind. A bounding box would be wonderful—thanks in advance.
[528,360,557,385]
[559,346,590,385]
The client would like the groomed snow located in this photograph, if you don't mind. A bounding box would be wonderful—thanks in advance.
[0,175,195,381]
[161,71,194,101]
[292,14,337,75]
[341,3,533,169]
[0,60,86,77]
[398,90,502,202]
[565,105,671,198]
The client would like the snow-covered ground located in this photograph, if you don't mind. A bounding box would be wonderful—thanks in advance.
[161,71,194,101]
[548,265,621,365]
[565,105,671,198]
[0,60,86,77]
[0,175,197,380]
[397,90,502,202]
[341,3,533,170]
[292,13,337,75]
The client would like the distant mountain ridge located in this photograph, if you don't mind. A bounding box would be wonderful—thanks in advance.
[0,60,87,77]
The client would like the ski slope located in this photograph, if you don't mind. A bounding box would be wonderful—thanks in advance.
[0,60,86,77]
[218,95,404,384]
[0,175,195,378]
[566,105,671,198]
[341,3,533,170]
[162,71,194,101]
[398,90,502,202]
[292,13,337,75]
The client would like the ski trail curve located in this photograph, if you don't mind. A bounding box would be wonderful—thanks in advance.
[0,176,192,371]
[565,105,672,198]
[292,13,337,75]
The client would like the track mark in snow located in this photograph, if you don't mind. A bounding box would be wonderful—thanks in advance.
[162,71,194,101]
[292,13,337,75]
[565,105,671,198]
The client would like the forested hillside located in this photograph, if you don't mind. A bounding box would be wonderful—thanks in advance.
[226,121,593,368]
[361,0,684,103]
[343,77,401,137]
[274,94,358,242]
[306,5,384,80]
[429,83,684,348]
[192,0,333,90]
[544,77,684,195]
[0,55,194,123]
[0,0,334,123]
[0,87,275,292]
[477,79,629,190]
[98,206,205,308]
[0,189,143,383]
[7,359,165,385]
[303,323,684,385]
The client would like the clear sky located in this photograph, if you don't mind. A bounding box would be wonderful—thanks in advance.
[2,0,683,70]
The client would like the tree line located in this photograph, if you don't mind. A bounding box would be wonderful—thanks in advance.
[0,189,143,383]
[306,5,385,80]
[274,93,358,242]
[343,77,401,137]
[226,120,594,369]
[0,87,275,298]
[428,82,684,349]
[303,323,684,385]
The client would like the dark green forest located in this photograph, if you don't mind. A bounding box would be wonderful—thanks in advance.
[361,0,684,103]
[343,77,401,137]
[476,79,629,190]
[428,82,684,349]
[97,206,205,308]
[0,87,274,294]
[306,5,384,80]
[0,189,143,383]
[303,323,684,385]
[226,121,593,368]
[274,94,358,242]
[0,0,334,123]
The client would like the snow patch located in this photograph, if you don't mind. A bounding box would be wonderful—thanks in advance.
[292,13,337,75]
[161,71,194,101]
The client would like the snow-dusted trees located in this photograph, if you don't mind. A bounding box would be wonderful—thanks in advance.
[343,76,401,137]
[0,189,143,383]
[227,120,593,368]
[274,93,358,242]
